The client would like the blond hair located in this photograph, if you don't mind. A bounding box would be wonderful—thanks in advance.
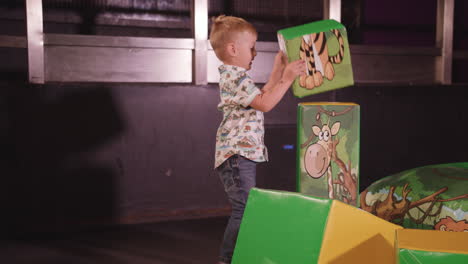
[209,15,257,61]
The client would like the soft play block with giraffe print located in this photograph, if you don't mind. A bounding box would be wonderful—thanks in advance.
[297,102,360,207]
[278,19,354,98]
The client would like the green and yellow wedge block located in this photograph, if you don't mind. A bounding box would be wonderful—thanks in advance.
[232,188,468,264]
[232,188,401,264]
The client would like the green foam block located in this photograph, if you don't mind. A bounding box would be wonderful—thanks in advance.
[231,188,332,264]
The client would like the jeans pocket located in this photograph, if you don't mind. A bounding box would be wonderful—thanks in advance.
[220,172,234,192]
[218,155,240,192]
[230,155,241,187]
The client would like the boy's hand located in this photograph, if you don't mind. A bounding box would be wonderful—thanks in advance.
[282,59,306,83]
[272,51,286,74]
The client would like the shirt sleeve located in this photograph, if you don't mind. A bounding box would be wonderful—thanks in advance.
[232,73,261,108]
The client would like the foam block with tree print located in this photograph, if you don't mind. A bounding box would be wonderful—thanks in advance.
[361,162,468,231]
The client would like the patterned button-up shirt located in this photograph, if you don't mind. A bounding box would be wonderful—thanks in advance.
[214,64,268,168]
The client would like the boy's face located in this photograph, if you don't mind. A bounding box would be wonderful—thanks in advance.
[233,31,257,70]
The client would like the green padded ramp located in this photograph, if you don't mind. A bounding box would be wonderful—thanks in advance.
[231,188,332,264]
[233,188,402,264]
[396,229,468,264]
[399,249,468,264]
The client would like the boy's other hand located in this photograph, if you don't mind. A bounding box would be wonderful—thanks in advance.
[282,59,306,83]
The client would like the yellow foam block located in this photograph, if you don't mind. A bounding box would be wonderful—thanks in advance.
[396,229,468,255]
[319,200,403,264]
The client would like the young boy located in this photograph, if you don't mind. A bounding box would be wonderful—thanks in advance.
[210,15,305,264]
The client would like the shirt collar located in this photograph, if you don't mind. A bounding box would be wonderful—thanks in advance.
[218,64,247,74]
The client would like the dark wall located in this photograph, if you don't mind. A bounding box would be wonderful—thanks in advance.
[3,81,224,233]
[3,72,468,235]
[337,84,468,189]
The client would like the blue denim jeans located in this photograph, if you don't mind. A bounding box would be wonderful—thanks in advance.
[216,155,257,264]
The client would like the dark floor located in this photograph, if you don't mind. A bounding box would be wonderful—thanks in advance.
[1,217,228,264]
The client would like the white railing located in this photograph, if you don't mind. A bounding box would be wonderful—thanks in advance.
[0,0,456,85]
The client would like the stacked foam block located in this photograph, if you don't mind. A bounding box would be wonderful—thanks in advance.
[297,102,360,207]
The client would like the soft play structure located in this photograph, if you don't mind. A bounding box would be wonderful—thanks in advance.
[297,102,360,207]
[361,162,468,231]
[232,188,468,264]
[268,19,468,264]
[277,19,354,98]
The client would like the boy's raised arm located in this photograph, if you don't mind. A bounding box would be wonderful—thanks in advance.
[262,51,287,93]
[250,58,305,112]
